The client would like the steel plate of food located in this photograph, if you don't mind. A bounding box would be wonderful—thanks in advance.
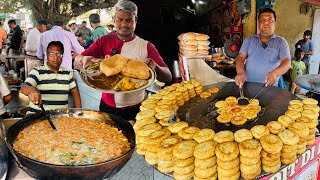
[80,54,155,94]
[0,109,135,179]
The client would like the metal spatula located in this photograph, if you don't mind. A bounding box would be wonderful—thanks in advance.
[39,104,57,131]
[238,86,249,106]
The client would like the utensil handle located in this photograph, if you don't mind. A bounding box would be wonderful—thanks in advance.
[0,119,37,178]
[239,87,244,97]
[252,83,267,99]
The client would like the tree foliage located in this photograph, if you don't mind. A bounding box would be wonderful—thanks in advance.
[0,0,25,15]
[24,0,118,23]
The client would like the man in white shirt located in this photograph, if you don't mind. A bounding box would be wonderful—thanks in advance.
[0,73,12,119]
[69,23,77,35]
[25,20,47,56]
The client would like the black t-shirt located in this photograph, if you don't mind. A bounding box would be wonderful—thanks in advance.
[10,25,22,49]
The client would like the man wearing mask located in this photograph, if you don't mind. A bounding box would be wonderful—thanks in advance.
[25,20,48,56]
[235,8,291,88]
[75,0,172,120]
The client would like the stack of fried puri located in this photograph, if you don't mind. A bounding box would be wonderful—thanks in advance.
[178,32,210,57]
[176,86,190,103]
[144,128,171,165]
[260,134,283,173]
[183,83,197,98]
[278,129,299,165]
[285,110,301,121]
[172,140,198,180]
[277,115,294,128]
[193,140,218,179]
[215,142,240,180]
[288,122,309,154]
[157,136,182,174]
[213,130,235,144]
[178,126,201,140]
[239,139,262,180]
[190,79,203,95]
[266,121,285,135]
[234,129,253,144]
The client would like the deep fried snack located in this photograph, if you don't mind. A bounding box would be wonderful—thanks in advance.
[213,130,234,143]
[194,156,217,169]
[281,155,297,165]
[168,121,189,133]
[250,125,270,140]
[261,150,280,162]
[136,123,162,137]
[217,165,239,177]
[231,116,247,125]
[194,141,218,159]
[282,144,298,153]
[280,151,296,159]
[288,122,309,138]
[193,128,215,143]
[278,129,299,145]
[155,110,174,120]
[216,114,233,123]
[200,92,212,99]
[194,165,217,179]
[160,136,182,154]
[249,99,260,105]
[173,140,198,159]
[173,171,194,180]
[173,163,195,175]
[289,100,303,106]
[140,103,157,111]
[157,165,173,174]
[260,134,283,153]
[302,98,318,105]
[216,157,239,170]
[261,159,280,166]
[158,159,174,168]
[135,110,156,120]
[242,110,258,120]
[239,139,262,158]
[146,129,171,145]
[230,107,243,116]
[215,100,229,108]
[218,171,240,180]
[174,156,195,167]
[234,129,253,143]
[100,54,128,76]
[288,104,303,112]
[121,60,150,80]
[215,142,239,161]
[262,161,281,174]
[240,154,261,165]
[277,115,294,128]
[240,159,261,174]
[134,117,157,130]
[178,126,201,140]
[285,110,301,120]
[266,121,285,134]
[194,173,217,180]
[301,109,319,120]
[241,166,261,180]
[303,104,320,113]
[208,87,219,94]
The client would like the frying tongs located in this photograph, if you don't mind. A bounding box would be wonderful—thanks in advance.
[238,86,249,106]
[39,104,57,131]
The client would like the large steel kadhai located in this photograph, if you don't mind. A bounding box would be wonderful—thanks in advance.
[176,82,298,132]
[0,109,135,180]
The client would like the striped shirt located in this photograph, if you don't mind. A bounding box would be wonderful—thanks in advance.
[24,63,77,113]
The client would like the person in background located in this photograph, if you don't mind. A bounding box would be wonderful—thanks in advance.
[37,21,84,70]
[25,20,48,57]
[235,8,291,87]
[0,22,7,55]
[107,24,115,33]
[86,13,108,48]
[75,0,172,120]
[75,21,92,47]
[69,23,77,35]
[295,30,313,72]
[7,20,24,55]
[21,41,81,114]
[289,48,306,94]
[0,73,13,119]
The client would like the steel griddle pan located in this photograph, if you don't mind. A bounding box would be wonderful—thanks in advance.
[177,82,298,132]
